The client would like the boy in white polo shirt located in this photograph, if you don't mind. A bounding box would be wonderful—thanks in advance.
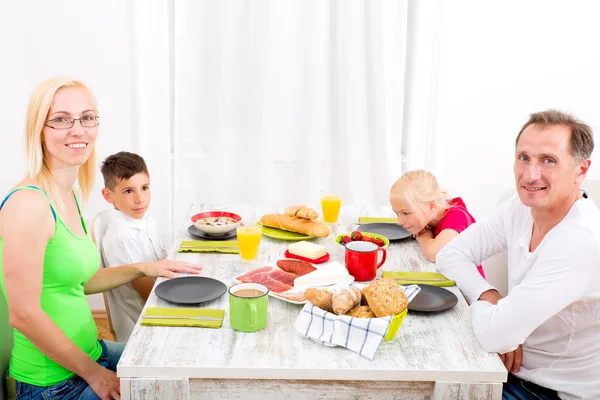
[100,152,167,340]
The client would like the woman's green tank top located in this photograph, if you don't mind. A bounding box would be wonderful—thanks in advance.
[0,186,102,386]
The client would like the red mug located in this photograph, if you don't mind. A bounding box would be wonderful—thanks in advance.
[345,241,387,281]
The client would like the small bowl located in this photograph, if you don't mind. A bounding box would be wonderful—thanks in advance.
[383,308,408,342]
[335,232,390,248]
[191,211,242,236]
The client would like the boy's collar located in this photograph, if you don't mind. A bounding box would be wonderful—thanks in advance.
[114,209,147,227]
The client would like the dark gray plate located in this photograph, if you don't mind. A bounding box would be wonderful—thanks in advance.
[155,276,227,304]
[408,284,458,312]
[357,223,412,241]
[188,225,237,240]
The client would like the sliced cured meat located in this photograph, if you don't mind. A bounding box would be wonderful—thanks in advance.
[237,266,273,283]
[240,272,269,285]
[264,276,293,293]
[272,291,306,302]
[276,259,316,276]
[268,269,298,286]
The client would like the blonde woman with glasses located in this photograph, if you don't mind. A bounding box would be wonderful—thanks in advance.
[0,77,201,400]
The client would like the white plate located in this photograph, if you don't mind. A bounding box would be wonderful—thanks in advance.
[233,262,354,305]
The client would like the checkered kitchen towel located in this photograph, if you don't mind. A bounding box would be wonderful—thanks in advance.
[294,284,420,360]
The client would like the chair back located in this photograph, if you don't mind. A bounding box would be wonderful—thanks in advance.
[0,291,13,400]
[481,187,515,296]
[91,211,117,341]
[582,179,600,206]
[91,211,135,342]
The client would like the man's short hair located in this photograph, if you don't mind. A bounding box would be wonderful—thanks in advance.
[515,109,594,162]
[101,151,149,190]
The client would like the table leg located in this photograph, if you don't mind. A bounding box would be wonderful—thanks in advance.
[121,377,190,400]
[433,381,502,400]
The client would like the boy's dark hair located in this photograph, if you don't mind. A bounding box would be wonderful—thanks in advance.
[101,151,149,190]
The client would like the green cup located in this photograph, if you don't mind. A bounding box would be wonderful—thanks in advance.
[229,283,269,332]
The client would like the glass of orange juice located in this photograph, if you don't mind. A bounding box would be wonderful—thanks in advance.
[321,193,342,223]
[236,222,263,261]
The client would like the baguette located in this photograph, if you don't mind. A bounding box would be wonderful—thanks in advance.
[284,205,319,220]
[260,214,330,237]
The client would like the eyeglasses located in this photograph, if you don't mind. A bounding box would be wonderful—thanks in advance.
[44,115,100,130]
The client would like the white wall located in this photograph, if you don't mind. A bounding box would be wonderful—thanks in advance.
[431,0,600,221]
[0,1,137,310]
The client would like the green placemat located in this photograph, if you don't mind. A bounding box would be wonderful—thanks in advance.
[262,225,314,241]
[141,307,225,328]
[358,216,397,224]
[382,271,455,287]
[179,240,239,253]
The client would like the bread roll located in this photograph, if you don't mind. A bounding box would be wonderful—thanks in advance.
[284,205,319,220]
[305,288,333,312]
[363,278,408,317]
[260,214,330,237]
[346,305,376,318]
[332,286,362,315]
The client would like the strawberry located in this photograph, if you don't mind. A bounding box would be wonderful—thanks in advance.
[362,235,373,243]
[351,231,363,241]
[374,238,385,247]
[341,235,352,244]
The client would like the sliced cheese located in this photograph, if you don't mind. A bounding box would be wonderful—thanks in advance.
[288,241,327,260]
[294,262,352,290]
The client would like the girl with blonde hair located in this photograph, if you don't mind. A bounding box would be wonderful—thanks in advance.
[389,170,485,277]
[0,77,201,400]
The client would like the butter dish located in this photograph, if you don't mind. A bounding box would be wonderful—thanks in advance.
[284,249,330,264]
[293,262,354,291]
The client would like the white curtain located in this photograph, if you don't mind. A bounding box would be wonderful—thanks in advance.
[0,0,440,246]
[172,0,412,224]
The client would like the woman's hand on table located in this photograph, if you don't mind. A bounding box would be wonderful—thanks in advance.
[85,365,121,400]
[140,260,203,278]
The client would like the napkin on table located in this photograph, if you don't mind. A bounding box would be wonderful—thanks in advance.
[178,240,239,254]
[382,271,455,287]
[141,307,225,328]
[358,216,397,224]
[294,285,421,360]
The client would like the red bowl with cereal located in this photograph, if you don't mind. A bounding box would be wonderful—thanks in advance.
[191,211,242,236]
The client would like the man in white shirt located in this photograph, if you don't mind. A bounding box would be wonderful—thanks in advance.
[100,152,168,341]
[437,110,600,400]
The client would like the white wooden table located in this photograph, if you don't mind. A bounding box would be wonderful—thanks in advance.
[118,205,507,400]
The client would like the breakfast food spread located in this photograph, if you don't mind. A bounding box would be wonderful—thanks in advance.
[332,286,362,315]
[293,263,351,290]
[260,214,330,237]
[276,259,316,276]
[284,205,319,220]
[236,260,316,294]
[340,231,386,247]
[196,216,238,226]
[287,241,327,260]
[362,278,408,317]
[346,305,376,318]
[304,288,333,312]
[305,279,408,318]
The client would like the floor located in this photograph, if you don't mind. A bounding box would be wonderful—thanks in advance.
[94,317,115,341]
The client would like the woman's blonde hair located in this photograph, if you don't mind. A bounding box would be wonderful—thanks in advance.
[389,170,449,225]
[25,77,98,210]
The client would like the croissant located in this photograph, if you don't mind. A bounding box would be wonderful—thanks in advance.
[260,214,330,237]
[332,286,362,315]
[284,205,319,220]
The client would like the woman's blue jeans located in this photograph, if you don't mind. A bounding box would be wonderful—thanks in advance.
[15,340,125,400]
